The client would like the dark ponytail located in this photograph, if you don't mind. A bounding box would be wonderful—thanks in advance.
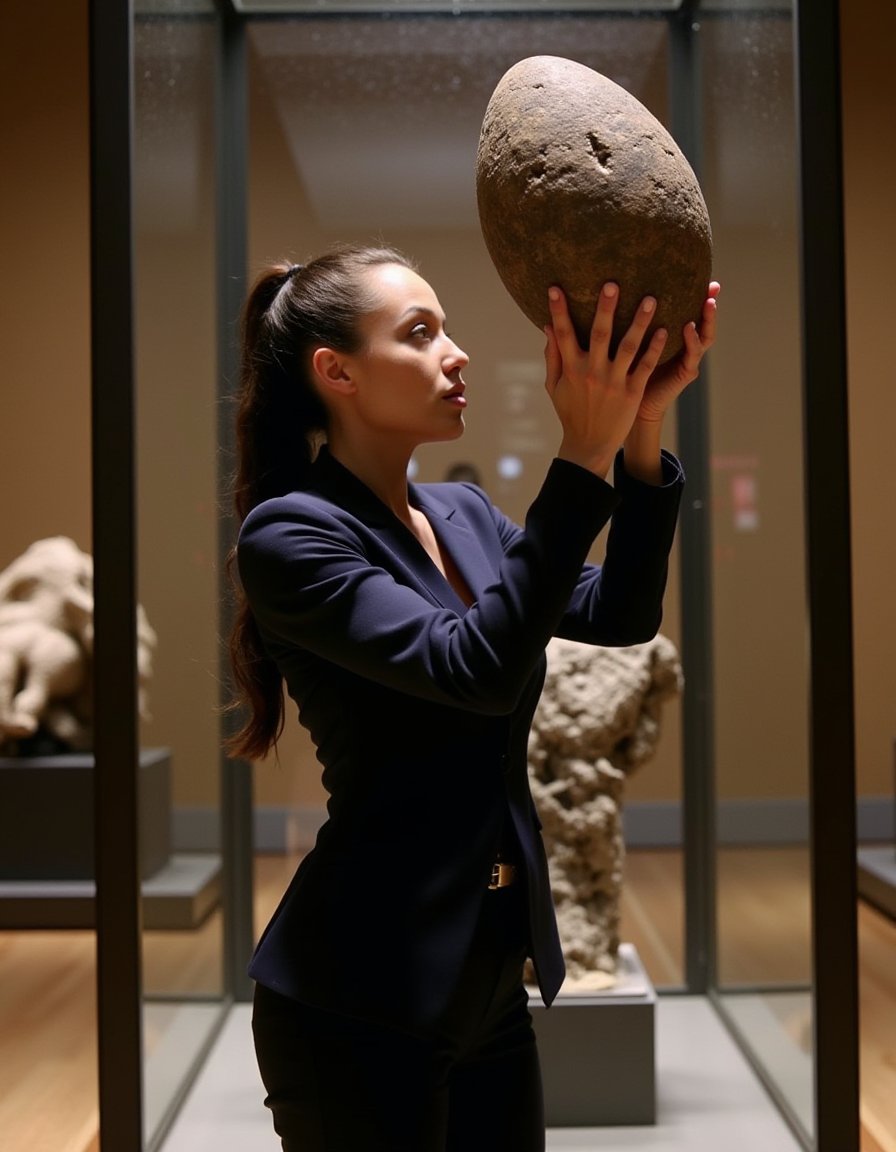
[226,243,414,760]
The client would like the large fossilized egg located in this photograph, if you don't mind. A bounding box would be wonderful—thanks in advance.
[476,56,713,364]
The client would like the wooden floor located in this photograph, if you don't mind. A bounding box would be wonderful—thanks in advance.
[0,848,893,1152]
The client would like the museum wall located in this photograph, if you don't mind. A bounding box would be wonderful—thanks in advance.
[0,1,92,563]
[0,0,893,835]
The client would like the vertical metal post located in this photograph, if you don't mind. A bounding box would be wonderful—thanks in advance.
[89,0,144,1146]
[215,0,255,1002]
[669,0,716,996]
[794,2,860,1148]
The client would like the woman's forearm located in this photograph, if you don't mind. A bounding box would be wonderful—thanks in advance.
[623,418,665,486]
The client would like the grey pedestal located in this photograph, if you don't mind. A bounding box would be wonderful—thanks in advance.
[0,749,221,929]
[0,747,172,879]
[0,852,222,929]
[529,942,656,1126]
[858,844,896,919]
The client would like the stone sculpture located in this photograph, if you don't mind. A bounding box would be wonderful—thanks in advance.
[527,635,683,986]
[0,536,157,752]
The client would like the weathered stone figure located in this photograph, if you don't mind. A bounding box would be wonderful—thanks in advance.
[527,635,683,985]
[0,536,157,752]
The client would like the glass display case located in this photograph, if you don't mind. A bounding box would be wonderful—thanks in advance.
[88,1,858,1148]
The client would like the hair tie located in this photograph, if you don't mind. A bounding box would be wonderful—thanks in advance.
[285,263,303,280]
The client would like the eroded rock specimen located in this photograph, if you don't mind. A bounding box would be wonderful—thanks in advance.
[527,635,683,984]
[477,55,713,363]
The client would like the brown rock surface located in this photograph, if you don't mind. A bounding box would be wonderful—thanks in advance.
[477,55,712,364]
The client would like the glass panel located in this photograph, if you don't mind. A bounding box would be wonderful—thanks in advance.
[133,3,227,1146]
[700,4,815,1142]
[247,8,686,994]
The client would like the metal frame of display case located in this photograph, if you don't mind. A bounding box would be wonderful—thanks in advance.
[793,6,860,1147]
[89,1,859,1148]
[90,2,144,1147]
[214,0,256,1008]
[668,0,718,1001]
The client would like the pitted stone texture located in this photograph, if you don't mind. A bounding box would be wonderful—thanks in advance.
[477,56,713,363]
[527,635,683,983]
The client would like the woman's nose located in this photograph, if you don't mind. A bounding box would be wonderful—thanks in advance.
[445,337,469,369]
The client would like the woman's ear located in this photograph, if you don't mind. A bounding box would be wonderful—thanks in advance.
[311,347,356,396]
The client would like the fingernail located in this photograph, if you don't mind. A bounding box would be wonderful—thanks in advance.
[548,287,561,301]
[602,283,618,298]
[642,297,656,313]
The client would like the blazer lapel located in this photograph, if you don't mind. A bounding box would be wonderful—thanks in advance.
[413,487,498,608]
[310,449,494,613]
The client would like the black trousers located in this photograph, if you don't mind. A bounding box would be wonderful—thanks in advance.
[251,884,544,1152]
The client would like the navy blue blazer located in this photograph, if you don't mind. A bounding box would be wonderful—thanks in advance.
[237,446,683,1036]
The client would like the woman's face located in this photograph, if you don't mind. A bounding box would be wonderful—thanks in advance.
[341,263,470,448]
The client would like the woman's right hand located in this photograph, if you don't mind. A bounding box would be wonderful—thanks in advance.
[544,282,669,478]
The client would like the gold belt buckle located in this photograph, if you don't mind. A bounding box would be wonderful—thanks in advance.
[488,861,516,889]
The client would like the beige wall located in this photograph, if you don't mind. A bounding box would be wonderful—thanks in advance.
[0,1,91,561]
[1,2,892,820]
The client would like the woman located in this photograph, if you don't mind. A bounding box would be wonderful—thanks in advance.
[229,242,719,1151]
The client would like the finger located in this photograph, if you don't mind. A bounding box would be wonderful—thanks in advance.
[681,319,702,354]
[547,286,584,356]
[543,325,561,396]
[588,281,620,354]
[631,326,668,383]
[614,295,657,371]
[677,320,709,379]
[697,295,718,349]
[693,282,720,347]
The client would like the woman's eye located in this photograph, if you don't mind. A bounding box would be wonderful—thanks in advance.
[410,323,431,340]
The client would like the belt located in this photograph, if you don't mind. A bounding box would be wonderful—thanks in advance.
[488,861,517,889]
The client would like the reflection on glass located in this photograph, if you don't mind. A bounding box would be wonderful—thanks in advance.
[701,3,815,1142]
[134,3,226,1145]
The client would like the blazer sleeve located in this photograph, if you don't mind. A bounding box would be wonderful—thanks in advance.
[238,458,619,716]
[474,450,683,649]
[555,448,684,645]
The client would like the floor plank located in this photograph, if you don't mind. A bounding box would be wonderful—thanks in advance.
[0,930,98,1152]
[858,899,896,1152]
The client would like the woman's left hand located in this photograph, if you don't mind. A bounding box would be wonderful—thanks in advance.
[635,281,721,424]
